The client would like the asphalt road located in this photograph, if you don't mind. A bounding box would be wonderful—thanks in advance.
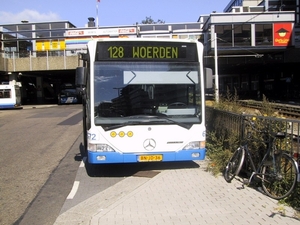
[0,104,153,225]
[0,105,83,225]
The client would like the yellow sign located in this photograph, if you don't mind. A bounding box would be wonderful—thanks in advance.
[36,40,66,51]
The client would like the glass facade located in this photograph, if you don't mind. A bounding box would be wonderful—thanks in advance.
[215,23,274,48]
[234,24,251,47]
[255,24,272,46]
[216,25,233,47]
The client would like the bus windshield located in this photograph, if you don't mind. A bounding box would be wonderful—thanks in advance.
[93,61,202,128]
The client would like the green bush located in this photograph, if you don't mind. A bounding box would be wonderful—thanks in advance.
[206,131,239,176]
[211,87,242,113]
[280,184,300,211]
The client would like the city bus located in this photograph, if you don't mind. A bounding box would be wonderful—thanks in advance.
[0,83,22,109]
[76,38,206,164]
[58,83,81,104]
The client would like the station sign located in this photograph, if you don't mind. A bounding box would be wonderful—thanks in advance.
[273,23,292,47]
[65,28,136,37]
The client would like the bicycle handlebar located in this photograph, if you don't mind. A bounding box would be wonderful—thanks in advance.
[243,117,287,139]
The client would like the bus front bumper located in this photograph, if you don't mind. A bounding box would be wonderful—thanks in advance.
[87,149,206,164]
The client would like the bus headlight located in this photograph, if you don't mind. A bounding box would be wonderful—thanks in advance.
[183,141,205,150]
[89,143,115,152]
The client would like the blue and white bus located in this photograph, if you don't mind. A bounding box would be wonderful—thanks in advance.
[0,83,22,109]
[58,83,81,104]
[76,38,206,164]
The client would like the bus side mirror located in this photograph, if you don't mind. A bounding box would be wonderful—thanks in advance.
[76,67,87,96]
[75,67,87,87]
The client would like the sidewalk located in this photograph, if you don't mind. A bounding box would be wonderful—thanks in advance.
[22,104,58,109]
[54,160,299,225]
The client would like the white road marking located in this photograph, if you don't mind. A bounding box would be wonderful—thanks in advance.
[79,157,86,167]
[67,181,80,199]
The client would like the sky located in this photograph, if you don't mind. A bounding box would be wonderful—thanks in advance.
[0,0,230,27]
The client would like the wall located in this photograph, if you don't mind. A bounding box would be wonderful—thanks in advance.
[0,55,78,72]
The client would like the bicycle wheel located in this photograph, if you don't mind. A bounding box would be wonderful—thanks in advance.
[261,153,298,200]
[224,147,245,183]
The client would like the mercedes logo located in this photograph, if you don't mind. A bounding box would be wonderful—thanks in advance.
[143,138,156,151]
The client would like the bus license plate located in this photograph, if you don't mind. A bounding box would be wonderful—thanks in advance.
[138,155,163,162]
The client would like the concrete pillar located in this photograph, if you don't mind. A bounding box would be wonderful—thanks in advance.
[32,24,36,57]
[36,77,43,103]
[251,24,255,46]
[8,72,18,85]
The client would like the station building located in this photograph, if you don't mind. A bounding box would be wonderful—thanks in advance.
[0,0,299,103]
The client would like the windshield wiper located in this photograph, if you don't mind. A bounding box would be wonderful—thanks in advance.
[103,121,145,131]
[102,114,193,131]
[103,115,160,131]
[128,114,193,130]
[154,115,193,130]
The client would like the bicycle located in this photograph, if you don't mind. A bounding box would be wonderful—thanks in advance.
[224,117,299,200]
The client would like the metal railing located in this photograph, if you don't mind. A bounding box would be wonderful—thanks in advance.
[0,49,86,72]
[206,106,300,164]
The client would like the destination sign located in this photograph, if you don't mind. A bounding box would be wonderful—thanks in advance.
[96,41,198,61]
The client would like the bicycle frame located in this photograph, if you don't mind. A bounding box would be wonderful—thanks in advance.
[244,137,300,183]
[243,143,271,184]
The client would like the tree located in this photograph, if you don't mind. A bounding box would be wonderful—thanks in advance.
[140,16,165,24]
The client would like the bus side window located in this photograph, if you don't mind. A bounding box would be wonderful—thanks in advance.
[4,91,10,98]
[0,92,3,98]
